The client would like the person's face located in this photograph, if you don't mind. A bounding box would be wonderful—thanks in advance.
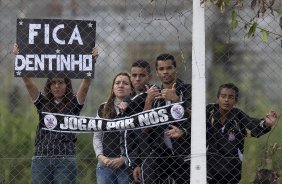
[217,88,237,113]
[130,67,152,93]
[156,60,176,85]
[50,78,67,99]
[113,75,132,100]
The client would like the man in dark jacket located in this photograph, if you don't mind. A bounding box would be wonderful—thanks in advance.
[207,83,278,184]
[124,59,154,184]
[131,53,191,184]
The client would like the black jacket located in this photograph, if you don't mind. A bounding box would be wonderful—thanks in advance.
[206,103,271,183]
[124,89,156,168]
[206,103,271,157]
[148,78,191,156]
[125,79,191,165]
[96,102,127,158]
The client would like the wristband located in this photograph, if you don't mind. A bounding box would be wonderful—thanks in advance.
[122,156,129,166]
[181,128,188,137]
[259,119,266,128]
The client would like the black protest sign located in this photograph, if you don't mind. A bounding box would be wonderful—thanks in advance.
[15,18,96,78]
[42,102,187,133]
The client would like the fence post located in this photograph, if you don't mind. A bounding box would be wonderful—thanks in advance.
[191,0,206,183]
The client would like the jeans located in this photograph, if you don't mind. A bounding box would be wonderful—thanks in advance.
[96,162,129,184]
[31,156,77,184]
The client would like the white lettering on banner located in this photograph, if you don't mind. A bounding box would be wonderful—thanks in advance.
[82,55,93,70]
[61,117,103,131]
[46,55,55,70]
[57,55,70,70]
[106,118,135,130]
[15,54,92,71]
[53,24,65,44]
[42,103,188,132]
[68,25,83,45]
[88,119,102,131]
[158,109,169,122]
[25,55,35,71]
[34,55,44,71]
[15,55,26,70]
[44,24,50,44]
[138,109,169,126]
[71,55,82,71]
[29,24,41,44]
[28,23,83,45]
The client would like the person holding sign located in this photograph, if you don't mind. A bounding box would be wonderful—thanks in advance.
[13,44,99,184]
[206,83,278,184]
[132,53,191,184]
[93,72,133,184]
[15,19,96,79]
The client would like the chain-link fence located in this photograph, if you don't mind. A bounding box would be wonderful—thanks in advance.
[0,0,281,183]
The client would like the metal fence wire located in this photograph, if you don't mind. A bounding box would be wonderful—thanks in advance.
[0,0,281,183]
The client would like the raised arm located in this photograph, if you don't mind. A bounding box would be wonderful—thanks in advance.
[264,110,278,128]
[240,109,278,137]
[13,44,40,101]
[141,85,161,133]
[76,47,99,104]
[22,77,40,101]
[143,85,160,111]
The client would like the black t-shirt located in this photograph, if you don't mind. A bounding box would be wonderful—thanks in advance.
[33,93,83,156]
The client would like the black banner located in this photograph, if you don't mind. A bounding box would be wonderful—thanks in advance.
[42,102,187,133]
[15,18,96,79]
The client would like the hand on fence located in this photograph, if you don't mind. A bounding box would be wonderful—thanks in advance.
[264,110,278,127]
[13,43,19,55]
[145,84,161,103]
[92,47,99,60]
[164,125,184,138]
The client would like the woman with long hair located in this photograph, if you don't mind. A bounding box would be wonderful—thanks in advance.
[14,44,98,184]
[93,72,133,184]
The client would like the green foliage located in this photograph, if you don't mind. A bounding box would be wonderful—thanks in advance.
[212,41,226,56]
[76,134,97,182]
[274,8,282,14]
[0,90,35,183]
[203,0,282,46]
[77,158,97,184]
[230,10,238,29]
[260,29,269,43]
[247,22,257,38]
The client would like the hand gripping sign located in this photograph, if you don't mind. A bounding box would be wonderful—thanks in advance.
[15,18,96,79]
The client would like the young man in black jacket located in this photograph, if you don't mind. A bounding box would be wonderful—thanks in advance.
[131,53,191,184]
[207,83,278,184]
[124,60,153,184]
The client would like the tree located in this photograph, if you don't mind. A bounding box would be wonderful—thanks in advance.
[201,0,282,46]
